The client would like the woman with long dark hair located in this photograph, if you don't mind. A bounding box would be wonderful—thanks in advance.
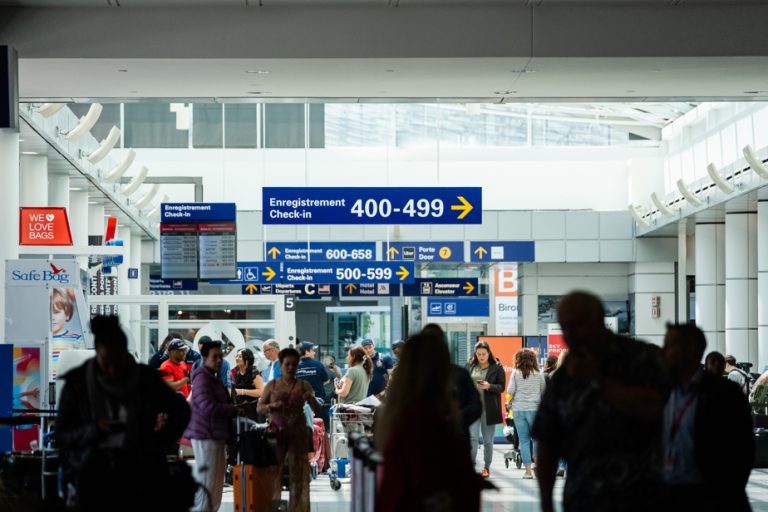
[507,348,546,479]
[232,348,264,420]
[466,340,507,478]
[377,333,482,512]
[334,346,372,404]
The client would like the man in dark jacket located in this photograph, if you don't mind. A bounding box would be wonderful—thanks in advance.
[56,316,192,512]
[661,323,753,512]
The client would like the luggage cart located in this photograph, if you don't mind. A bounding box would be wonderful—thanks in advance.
[328,404,375,491]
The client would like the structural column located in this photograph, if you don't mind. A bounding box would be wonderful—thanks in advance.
[758,201,768,372]
[69,190,89,269]
[695,222,726,355]
[48,174,69,210]
[677,220,688,323]
[19,154,47,207]
[629,262,676,346]
[725,211,758,364]
[0,131,20,343]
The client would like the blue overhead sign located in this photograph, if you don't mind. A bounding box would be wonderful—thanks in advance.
[149,275,198,292]
[209,262,279,285]
[161,203,236,223]
[341,283,401,297]
[469,241,535,262]
[282,261,415,284]
[262,187,481,225]
[243,283,338,299]
[265,242,376,262]
[427,298,490,317]
[385,241,464,263]
[402,278,478,297]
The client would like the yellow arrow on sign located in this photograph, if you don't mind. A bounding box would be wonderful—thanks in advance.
[463,281,475,295]
[474,246,488,260]
[345,283,357,294]
[267,246,281,259]
[387,246,399,260]
[262,267,276,282]
[395,266,410,281]
[244,283,258,295]
[450,195,474,220]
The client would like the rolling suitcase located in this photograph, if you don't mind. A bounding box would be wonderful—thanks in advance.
[233,463,273,512]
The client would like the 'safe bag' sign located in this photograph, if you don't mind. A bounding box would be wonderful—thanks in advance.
[20,207,73,245]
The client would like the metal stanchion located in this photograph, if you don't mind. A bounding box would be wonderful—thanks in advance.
[349,433,365,512]
[363,452,382,512]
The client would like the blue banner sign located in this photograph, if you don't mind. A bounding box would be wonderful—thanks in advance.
[149,275,198,292]
[265,242,376,262]
[262,187,481,225]
[282,261,415,284]
[161,203,236,223]
[209,262,279,285]
[402,278,478,297]
[427,298,490,317]
[341,283,401,297]
[469,241,535,263]
[385,241,464,263]
[243,283,338,299]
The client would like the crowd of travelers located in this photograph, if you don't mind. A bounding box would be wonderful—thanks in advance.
[49,288,761,511]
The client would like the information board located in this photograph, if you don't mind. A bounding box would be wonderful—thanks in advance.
[385,241,464,262]
[160,224,198,279]
[199,222,237,280]
[282,262,415,284]
[243,283,339,299]
[265,242,376,262]
[263,187,481,225]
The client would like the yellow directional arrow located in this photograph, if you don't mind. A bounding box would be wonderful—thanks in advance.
[450,195,474,220]
[244,283,258,295]
[463,281,475,295]
[395,266,410,281]
[267,246,281,259]
[262,266,276,282]
[474,246,488,260]
[387,246,399,260]
[345,283,357,294]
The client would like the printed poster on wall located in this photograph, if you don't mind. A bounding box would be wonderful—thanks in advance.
[50,287,85,380]
[547,324,567,357]
[12,346,42,450]
[493,264,519,335]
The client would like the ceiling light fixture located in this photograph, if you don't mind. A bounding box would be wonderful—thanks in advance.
[650,192,674,217]
[60,103,103,142]
[122,166,148,196]
[706,163,734,194]
[105,149,136,182]
[743,145,768,179]
[69,187,83,191]
[134,183,160,209]
[37,103,65,118]
[245,70,270,74]
[21,151,39,155]
[627,204,650,228]
[676,179,703,207]
[82,126,121,164]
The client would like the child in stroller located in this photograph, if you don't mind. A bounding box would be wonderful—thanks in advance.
[503,396,523,469]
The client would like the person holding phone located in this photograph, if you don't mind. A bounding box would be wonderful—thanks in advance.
[466,341,507,478]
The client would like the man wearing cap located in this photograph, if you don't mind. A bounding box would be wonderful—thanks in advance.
[361,339,394,398]
[297,341,331,427]
[159,339,191,399]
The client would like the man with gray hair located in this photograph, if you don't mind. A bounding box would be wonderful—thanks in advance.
[261,339,282,383]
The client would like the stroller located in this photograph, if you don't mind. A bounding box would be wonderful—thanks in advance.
[503,415,523,469]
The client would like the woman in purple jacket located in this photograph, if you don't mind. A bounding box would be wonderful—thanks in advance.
[184,340,243,512]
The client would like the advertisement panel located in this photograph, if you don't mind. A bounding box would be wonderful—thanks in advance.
[19,207,73,246]
[12,346,42,450]
[494,264,518,336]
[547,324,567,357]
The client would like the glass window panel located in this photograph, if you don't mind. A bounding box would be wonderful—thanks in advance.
[707,133,722,169]
[192,103,223,148]
[124,103,188,148]
[169,304,275,321]
[736,116,755,151]
[224,104,258,148]
[324,104,391,147]
[753,107,768,153]
[309,104,325,148]
[721,124,738,164]
[264,104,305,148]
[69,103,122,148]
[693,141,707,181]
[682,149,695,182]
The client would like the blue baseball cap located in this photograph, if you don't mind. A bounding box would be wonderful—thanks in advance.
[298,341,318,354]
[168,339,186,352]
[360,339,374,347]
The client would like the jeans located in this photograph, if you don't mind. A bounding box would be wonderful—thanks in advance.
[191,439,227,512]
[513,409,537,466]
[469,409,497,469]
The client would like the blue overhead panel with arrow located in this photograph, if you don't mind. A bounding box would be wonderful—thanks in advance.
[469,241,535,263]
[262,187,481,225]
[264,242,376,262]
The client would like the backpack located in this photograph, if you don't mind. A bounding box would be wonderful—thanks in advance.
[730,368,752,395]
